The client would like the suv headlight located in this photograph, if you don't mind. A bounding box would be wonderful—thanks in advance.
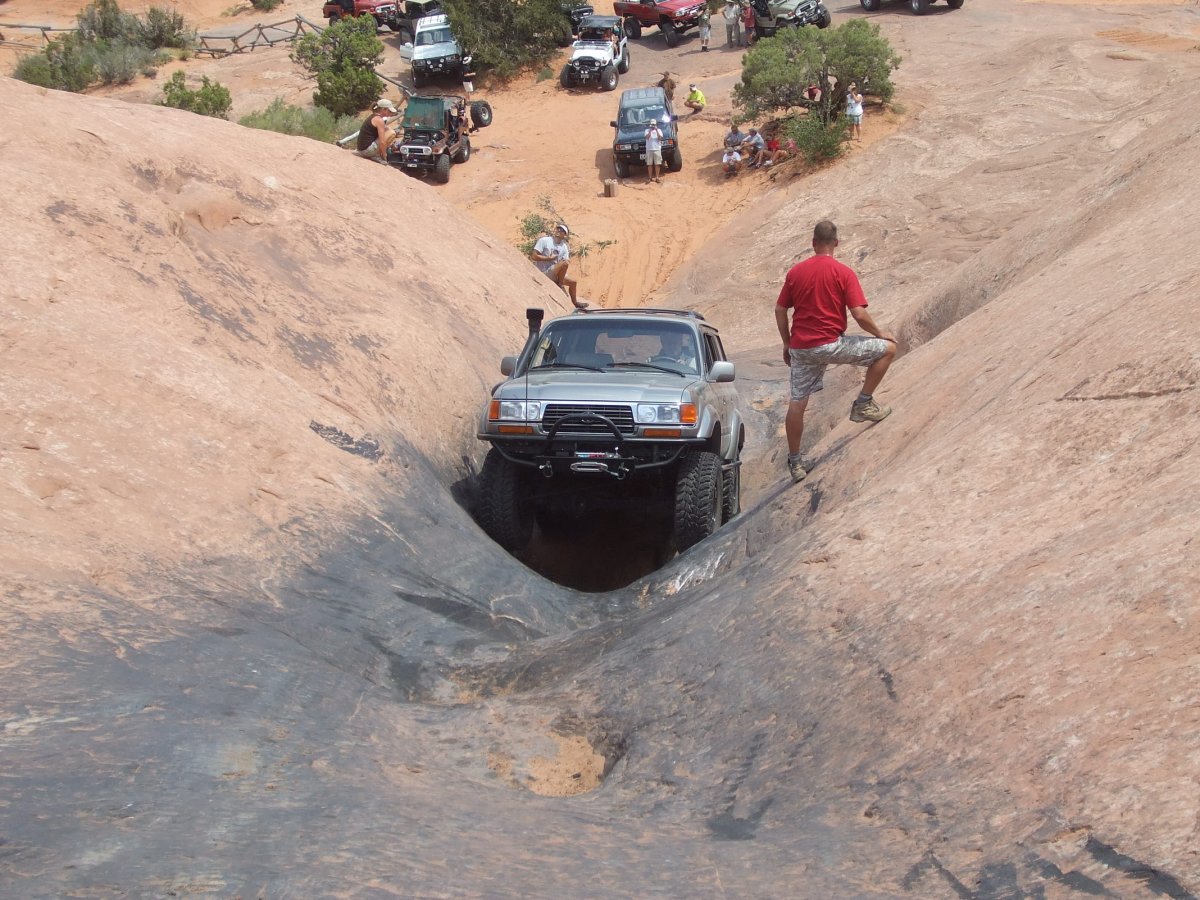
[617,143,632,151]
[490,400,543,422]
[637,402,697,425]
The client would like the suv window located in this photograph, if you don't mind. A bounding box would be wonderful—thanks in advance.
[417,27,452,44]
[619,104,668,127]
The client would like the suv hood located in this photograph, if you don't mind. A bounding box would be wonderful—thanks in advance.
[570,40,615,63]
[498,370,698,404]
[614,120,677,146]
[412,40,459,60]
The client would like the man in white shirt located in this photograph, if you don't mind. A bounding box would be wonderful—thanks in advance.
[644,118,664,184]
[530,224,587,308]
[722,147,741,176]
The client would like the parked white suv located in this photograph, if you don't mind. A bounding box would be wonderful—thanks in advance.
[401,13,463,87]
[560,15,630,92]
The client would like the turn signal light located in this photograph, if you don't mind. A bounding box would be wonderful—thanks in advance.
[488,399,500,421]
[680,403,698,425]
[643,428,682,438]
[497,425,535,434]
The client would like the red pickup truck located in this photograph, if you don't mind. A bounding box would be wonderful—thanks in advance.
[612,0,708,47]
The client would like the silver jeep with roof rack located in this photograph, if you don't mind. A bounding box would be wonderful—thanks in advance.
[476,307,745,556]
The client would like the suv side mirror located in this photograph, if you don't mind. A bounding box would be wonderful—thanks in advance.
[500,356,517,376]
[710,361,735,383]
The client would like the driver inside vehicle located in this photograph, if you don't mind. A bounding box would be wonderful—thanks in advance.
[652,330,698,371]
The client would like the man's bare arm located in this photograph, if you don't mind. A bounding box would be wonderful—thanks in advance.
[849,306,895,342]
[774,305,792,365]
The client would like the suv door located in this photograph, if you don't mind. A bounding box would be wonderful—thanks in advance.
[702,330,738,459]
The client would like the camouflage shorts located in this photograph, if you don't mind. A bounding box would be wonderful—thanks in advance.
[789,335,889,401]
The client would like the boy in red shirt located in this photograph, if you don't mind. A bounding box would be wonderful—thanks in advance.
[774,220,897,483]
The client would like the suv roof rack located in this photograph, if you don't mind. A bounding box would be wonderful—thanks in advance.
[570,307,706,320]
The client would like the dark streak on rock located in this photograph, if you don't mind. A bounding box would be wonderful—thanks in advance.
[1084,836,1196,899]
[900,850,973,898]
[278,326,339,370]
[878,667,898,702]
[706,731,770,841]
[309,422,382,461]
[1025,852,1112,896]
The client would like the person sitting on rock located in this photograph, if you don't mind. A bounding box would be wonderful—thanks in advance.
[722,146,742,176]
[530,224,588,309]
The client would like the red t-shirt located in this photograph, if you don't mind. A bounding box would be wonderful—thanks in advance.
[776,254,867,349]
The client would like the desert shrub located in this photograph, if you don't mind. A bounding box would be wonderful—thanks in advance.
[733,19,900,125]
[784,112,848,165]
[240,97,360,142]
[251,0,284,10]
[291,14,384,116]
[159,70,233,118]
[12,0,192,92]
[135,6,194,49]
[440,0,563,79]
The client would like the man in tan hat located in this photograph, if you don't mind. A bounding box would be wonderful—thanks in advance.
[354,98,399,161]
[656,71,676,102]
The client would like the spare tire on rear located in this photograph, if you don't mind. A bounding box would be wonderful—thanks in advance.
[470,100,493,128]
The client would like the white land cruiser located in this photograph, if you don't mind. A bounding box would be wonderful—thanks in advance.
[401,13,464,87]
[560,15,630,92]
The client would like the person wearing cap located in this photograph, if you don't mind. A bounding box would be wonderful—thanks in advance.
[644,117,664,184]
[743,126,766,167]
[531,224,587,309]
[684,83,706,116]
[722,0,741,48]
[740,0,755,46]
[656,71,676,102]
[697,5,711,51]
[354,98,398,161]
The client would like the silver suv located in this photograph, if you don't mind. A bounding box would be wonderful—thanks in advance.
[476,308,745,555]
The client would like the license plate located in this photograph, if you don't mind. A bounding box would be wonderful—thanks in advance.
[639,153,646,161]
[405,162,420,168]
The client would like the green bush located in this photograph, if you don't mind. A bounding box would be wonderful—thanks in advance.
[733,19,900,125]
[784,113,848,166]
[159,70,233,118]
[290,14,384,116]
[240,97,361,142]
[12,0,192,92]
[251,0,284,10]
[441,0,563,79]
[136,6,194,49]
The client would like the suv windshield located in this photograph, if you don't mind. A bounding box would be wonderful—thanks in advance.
[619,105,668,128]
[416,27,453,45]
[528,320,699,375]
[403,98,446,128]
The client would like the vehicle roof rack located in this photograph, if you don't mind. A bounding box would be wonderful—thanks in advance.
[570,307,706,320]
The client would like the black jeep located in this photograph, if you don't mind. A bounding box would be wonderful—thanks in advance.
[386,95,492,183]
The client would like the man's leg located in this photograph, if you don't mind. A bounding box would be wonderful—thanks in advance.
[785,397,808,457]
[844,338,895,422]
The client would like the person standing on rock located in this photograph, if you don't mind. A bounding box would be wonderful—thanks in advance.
[845,82,864,141]
[722,0,741,48]
[774,220,896,483]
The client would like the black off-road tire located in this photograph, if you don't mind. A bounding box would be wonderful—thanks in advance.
[663,22,679,47]
[722,455,742,522]
[624,16,642,38]
[617,48,630,74]
[614,156,629,178]
[434,153,451,183]
[470,100,493,128]
[673,450,723,552]
[478,448,534,553]
[860,0,879,9]
[946,0,964,7]
[561,65,575,89]
[911,0,930,13]
[327,12,340,25]
[665,148,683,172]
[452,135,471,163]
[601,64,618,92]
[818,9,832,27]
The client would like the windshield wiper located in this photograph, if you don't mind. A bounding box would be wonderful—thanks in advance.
[528,363,608,373]
[609,362,686,376]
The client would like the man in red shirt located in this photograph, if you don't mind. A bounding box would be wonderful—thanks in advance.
[774,220,897,483]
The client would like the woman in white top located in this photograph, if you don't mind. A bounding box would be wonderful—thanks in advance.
[845,82,864,142]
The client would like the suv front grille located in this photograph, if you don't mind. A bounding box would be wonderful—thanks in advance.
[543,404,635,435]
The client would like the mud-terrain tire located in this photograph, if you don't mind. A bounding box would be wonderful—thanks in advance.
[663,22,679,47]
[560,65,575,88]
[673,450,723,552]
[624,16,642,38]
[665,147,683,172]
[911,0,929,12]
[817,8,832,27]
[601,64,618,91]
[617,48,630,74]
[453,135,471,163]
[859,0,879,9]
[722,456,741,522]
[478,449,534,553]
[412,70,426,88]
[470,100,493,128]
[614,156,629,178]
[946,0,963,7]
[434,153,451,183]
